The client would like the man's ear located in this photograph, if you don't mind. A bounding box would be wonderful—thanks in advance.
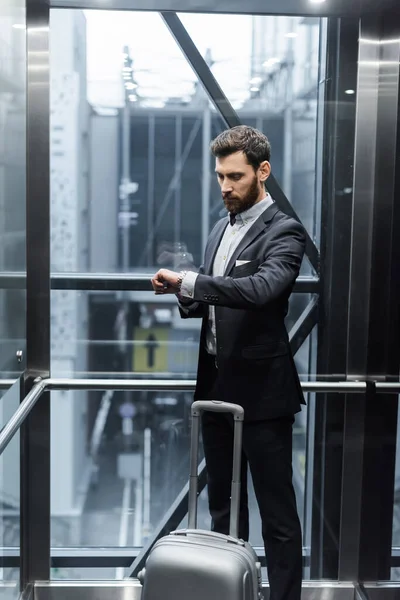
[259,161,271,182]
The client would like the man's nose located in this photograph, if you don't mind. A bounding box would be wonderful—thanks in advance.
[221,181,233,194]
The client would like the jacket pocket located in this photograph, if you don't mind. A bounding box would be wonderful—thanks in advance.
[242,340,288,359]
[232,259,260,277]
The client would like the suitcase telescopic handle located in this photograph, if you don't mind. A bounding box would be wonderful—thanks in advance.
[188,400,244,539]
[192,400,244,420]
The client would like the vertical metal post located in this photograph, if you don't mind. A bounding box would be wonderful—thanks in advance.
[147,115,155,267]
[174,115,182,251]
[21,0,51,587]
[283,18,294,200]
[121,100,131,273]
[201,103,211,256]
[143,428,152,541]
[313,18,327,249]
[120,99,132,414]
[312,16,359,580]
[187,412,200,530]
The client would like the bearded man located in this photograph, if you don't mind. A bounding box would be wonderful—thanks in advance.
[151,125,306,600]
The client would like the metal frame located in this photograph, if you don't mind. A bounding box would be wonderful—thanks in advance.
[289,295,319,356]
[313,7,400,585]
[311,15,360,580]
[338,13,400,582]
[49,0,399,17]
[10,0,399,592]
[32,580,357,600]
[21,0,51,589]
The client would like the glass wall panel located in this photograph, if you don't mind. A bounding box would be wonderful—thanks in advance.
[50,383,312,582]
[50,290,313,379]
[50,10,323,275]
[180,13,324,266]
[0,2,26,595]
[50,387,194,545]
[0,1,26,381]
[49,7,324,582]
[0,379,21,598]
[50,290,315,579]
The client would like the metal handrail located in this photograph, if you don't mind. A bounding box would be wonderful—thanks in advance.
[0,271,320,293]
[46,378,197,391]
[0,378,47,455]
[0,377,399,457]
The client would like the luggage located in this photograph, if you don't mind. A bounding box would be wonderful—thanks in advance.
[138,400,263,600]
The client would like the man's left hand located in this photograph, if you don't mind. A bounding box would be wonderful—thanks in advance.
[151,269,181,294]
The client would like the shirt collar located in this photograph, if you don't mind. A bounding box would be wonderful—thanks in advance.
[233,195,274,226]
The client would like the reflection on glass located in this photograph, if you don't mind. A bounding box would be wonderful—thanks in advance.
[0,380,21,596]
[50,10,323,274]
[50,387,309,582]
[0,6,26,381]
[51,290,201,379]
[181,13,323,253]
[51,291,315,380]
[0,3,25,595]
[50,391,194,547]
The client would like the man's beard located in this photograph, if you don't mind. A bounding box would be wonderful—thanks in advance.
[223,176,261,215]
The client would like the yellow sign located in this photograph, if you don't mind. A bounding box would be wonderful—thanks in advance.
[132,327,168,373]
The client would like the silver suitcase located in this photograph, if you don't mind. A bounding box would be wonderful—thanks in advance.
[138,400,263,600]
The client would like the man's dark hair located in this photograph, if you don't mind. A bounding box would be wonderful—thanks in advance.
[210,125,271,171]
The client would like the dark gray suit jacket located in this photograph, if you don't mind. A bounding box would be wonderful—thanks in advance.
[180,203,306,421]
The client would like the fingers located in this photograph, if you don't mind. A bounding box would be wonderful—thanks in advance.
[151,269,179,295]
[151,271,165,293]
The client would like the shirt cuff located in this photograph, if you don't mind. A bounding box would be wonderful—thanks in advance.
[179,271,198,299]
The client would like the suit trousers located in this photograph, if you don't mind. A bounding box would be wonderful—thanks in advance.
[200,361,303,600]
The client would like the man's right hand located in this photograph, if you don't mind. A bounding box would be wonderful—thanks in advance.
[151,269,181,294]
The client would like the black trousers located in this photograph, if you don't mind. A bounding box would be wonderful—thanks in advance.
[201,365,302,600]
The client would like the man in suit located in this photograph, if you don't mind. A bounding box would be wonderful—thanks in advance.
[151,125,305,600]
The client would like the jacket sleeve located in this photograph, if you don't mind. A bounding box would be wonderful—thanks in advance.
[192,218,306,310]
[177,264,206,319]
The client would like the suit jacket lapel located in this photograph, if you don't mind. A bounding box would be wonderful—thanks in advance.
[225,203,279,275]
[204,219,228,275]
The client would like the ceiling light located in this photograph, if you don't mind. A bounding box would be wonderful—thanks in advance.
[285,32,298,38]
[250,86,260,93]
[94,107,119,117]
[141,100,166,109]
[13,23,25,29]
[125,82,138,90]
[309,0,326,3]
[345,89,355,95]
[263,57,280,67]
[128,94,137,102]
[250,76,262,85]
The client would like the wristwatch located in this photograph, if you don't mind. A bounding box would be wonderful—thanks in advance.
[176,270,187,292]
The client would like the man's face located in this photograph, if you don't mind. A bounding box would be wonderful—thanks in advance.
[215,151,271,215]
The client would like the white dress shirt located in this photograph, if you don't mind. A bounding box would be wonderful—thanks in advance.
[180,196,274,355]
